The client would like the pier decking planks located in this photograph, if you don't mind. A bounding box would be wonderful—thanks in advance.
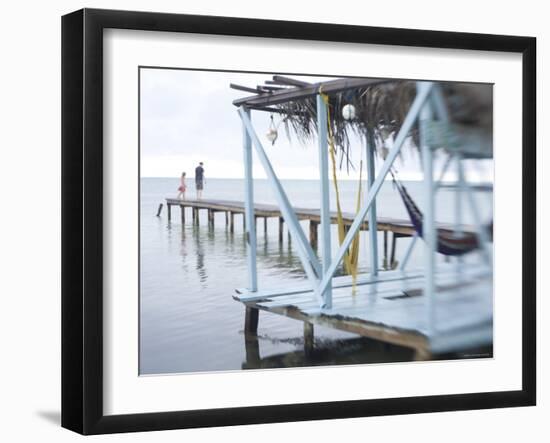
[234,264,493,358]
[164,197,475,238]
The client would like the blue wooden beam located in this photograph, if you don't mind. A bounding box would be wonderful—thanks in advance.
[366,130,379,276]
[242,107,258,292]
[316,95,332,308]
[418,84,436,335]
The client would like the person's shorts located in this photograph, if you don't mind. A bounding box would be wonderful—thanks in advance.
[195,180,204,190]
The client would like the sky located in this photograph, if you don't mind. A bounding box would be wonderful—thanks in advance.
[139,68,493,182]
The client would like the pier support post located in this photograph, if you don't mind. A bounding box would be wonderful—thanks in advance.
[309,220,318,249]
[366,129,379,276]
[225,211,229,227]
[418,82,436,335]
[278,217,284,243]
[230,212,234,233]
[264,217,268,235]
[193,208,199,225]
[317,94,332,308]
[304,322,314,356]
[156,203,163,217]
[167,204,171,221]
[383,231,388,270]
[180,205,185,224]
[242,107,258,292]
[208,209,214,227]
[390,233,397,269]
[244,306,259,334]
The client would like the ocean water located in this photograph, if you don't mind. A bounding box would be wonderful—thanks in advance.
[139,178,493,375]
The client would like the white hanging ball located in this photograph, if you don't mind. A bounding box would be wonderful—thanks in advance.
[342,104,356,120]
[266,128,278,144]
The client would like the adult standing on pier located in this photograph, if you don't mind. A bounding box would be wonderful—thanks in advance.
[195,162,205,199]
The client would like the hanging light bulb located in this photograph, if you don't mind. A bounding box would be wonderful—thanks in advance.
[266,114,278,145]
[342,103,356,121]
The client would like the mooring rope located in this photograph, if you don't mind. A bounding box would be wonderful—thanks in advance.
[320,93,362,283]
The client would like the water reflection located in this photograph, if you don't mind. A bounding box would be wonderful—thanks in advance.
[242,331,415,369]
[193,225,208,285]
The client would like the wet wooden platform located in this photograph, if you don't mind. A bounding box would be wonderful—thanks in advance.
[234,264,493,359]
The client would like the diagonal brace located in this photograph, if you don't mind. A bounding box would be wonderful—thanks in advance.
[238,107,323,297]
[313,81,434,301]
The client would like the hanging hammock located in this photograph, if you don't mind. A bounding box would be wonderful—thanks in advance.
[391,174,481,256]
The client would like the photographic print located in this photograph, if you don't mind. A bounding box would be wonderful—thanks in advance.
[139,68,494,375]
[62,9,536,433]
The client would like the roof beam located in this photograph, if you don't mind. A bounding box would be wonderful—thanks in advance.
[230,83,264,94]
[233,77,390,108]
[271,75,312,87]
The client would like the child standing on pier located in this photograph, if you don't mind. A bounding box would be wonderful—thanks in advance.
[177,172,187,200]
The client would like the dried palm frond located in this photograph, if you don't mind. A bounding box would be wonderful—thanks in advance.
[273,80,492,171]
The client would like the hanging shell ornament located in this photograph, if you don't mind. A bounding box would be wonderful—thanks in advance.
[266,114,278,145]
[342,103,356,121]
[266,127,278,145]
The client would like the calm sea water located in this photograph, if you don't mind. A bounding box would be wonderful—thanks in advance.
[139,178,492,375]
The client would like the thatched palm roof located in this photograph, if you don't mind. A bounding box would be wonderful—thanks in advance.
[231,76,493,167]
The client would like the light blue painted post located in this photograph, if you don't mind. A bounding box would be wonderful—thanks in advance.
[316,95,332,308]
[242,107,257,292]
[418,83,436,335]
[366,129,379,276]
[399,233,418,271]
[313,82,434,300]
[238,107,323,304]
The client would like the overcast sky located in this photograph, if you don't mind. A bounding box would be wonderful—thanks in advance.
[139,68,493,182]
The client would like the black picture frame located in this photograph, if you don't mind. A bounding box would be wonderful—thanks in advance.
[61,8,536,435]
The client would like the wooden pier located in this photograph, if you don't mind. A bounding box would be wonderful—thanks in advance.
[163,198,475,262]
[162,197,491,358]
[235,264,493,359]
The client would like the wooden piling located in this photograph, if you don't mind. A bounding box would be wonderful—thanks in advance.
[156,203,163,217]
[244,306,259,334]
[309,220,318,249]
[383,231,388,270]
[225,211,229,227]
[304,322,314,356]
[180,205,185,224]
[264,217,268,235]
[390,233,397,269]
[167,204,171,221]
[278,217,284,242]
[208,209,214,227]
[230,212,234,233]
